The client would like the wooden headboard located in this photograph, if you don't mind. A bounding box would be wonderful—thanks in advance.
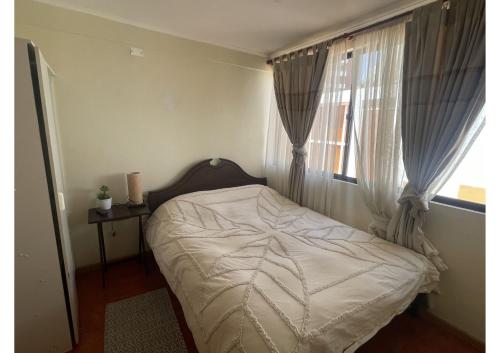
[147,158,267,212]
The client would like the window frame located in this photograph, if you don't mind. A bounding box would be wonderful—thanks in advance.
[329,51,356,182]
[333,173,357,184]
[431,195,485,213]
[332,174,485,213]
[325,52,485,213]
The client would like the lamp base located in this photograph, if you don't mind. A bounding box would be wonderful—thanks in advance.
[126,200,145,208]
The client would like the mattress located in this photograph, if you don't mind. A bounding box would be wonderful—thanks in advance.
[147,185,439,353]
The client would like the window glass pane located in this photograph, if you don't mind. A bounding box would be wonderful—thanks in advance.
[336,53,353,175]
[346,124,356,178]
[437,129,486,204]
[333,101,348,174]
[307,52,352,176]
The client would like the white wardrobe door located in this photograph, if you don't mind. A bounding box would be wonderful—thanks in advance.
[37,48,79,343]
[15,38,73,353]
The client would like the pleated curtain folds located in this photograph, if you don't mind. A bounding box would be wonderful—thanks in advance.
[350,20,407,240]
[266,40,351,218]
[301,40,351,217]
[386,0,486,271]
[273,43,329,204]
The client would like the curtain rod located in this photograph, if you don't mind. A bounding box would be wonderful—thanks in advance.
[266,10,412,65]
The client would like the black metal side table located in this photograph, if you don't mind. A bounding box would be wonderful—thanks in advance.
[88,204,150,287]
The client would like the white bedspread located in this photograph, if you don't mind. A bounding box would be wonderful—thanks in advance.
[147,185,439,353]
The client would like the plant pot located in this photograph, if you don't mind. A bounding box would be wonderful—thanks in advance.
[96,197,112,210]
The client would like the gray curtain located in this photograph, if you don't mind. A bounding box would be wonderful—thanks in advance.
[387,0,485,270]
[273,43,329,204]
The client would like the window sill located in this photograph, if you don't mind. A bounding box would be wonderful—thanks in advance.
[330,175,485,214]
[431,195,485,213]
[333,173,357,184]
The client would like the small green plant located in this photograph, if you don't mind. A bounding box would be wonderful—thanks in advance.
[97,185,111,200]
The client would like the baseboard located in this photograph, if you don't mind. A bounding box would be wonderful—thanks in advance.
[75,251,153,275]
[421,312,485,352]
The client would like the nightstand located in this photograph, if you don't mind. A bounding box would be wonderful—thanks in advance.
[88,204,150,287]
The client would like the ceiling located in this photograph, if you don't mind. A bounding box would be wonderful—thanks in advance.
[35,0,428,57]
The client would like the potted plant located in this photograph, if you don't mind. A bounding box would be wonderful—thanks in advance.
[96,185,112,210]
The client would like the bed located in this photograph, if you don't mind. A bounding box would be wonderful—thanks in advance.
[146,159,439,353]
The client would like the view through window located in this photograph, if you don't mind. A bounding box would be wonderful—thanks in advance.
[307,51,356,180]
[306,47,485,209]
[436,128,486,205]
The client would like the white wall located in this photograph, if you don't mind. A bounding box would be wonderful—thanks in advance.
[425,202,485,342]
[328,179,485,343]
[15,0,273,269]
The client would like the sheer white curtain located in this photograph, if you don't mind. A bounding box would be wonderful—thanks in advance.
[265,40,349,218]
[265,94,293,197]
[350,21,407,239]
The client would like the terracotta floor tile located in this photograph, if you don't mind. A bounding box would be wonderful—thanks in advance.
[69,258,483,353]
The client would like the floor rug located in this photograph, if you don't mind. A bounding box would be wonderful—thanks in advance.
[104,288,188,353]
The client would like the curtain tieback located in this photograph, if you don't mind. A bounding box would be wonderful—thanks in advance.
[292,145,308,158]
[398,184,429,218]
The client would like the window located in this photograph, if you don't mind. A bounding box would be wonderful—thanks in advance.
[304,44,485,213]
[306,45,485,213]
[432,127,486,212]
[306,51,357,183]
